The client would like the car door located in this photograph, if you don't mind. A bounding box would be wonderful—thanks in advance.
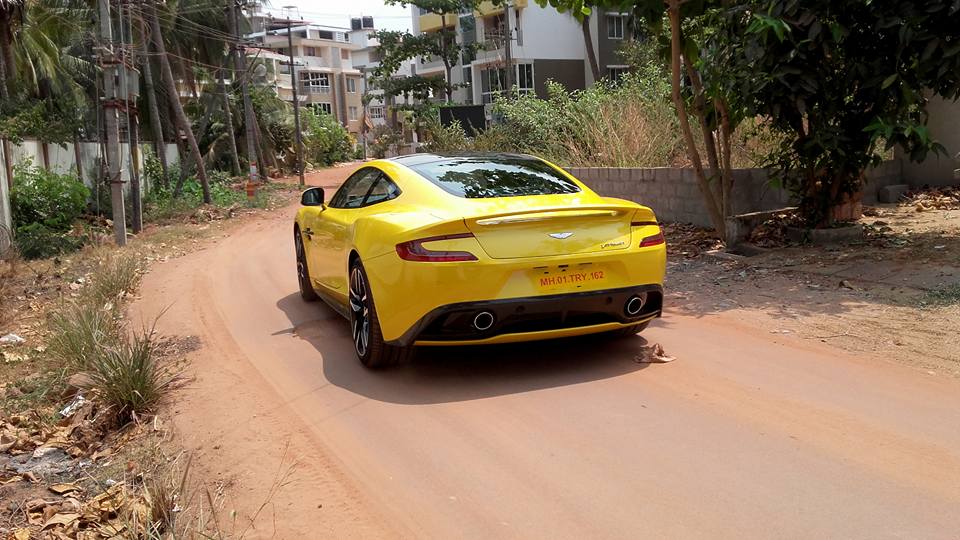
[311,167,381,294]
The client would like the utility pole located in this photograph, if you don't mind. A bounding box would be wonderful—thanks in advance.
[120,1,142,234]
[98,0,127,246]
[285,17,305,186]
[503,2,513,98]
[229,1,260,187]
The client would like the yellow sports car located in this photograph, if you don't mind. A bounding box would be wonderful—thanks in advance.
[294,153,666,367]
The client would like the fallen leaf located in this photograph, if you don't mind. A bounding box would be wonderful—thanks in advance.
[839,280,855,289]
[634,343,676,363]
[11,528,30,540]
[41,512,80,530]
[49,483,82,495]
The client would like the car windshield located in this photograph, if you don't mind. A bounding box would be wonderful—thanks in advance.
[407,156,581,198]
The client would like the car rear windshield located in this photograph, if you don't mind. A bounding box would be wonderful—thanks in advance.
[407,157,581,198]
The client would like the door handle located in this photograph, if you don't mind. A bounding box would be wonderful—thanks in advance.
[303,227,314,239]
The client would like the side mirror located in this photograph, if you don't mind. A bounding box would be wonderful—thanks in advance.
[301,187,325,206]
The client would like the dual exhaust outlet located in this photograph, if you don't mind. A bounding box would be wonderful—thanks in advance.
[469,293,648,332]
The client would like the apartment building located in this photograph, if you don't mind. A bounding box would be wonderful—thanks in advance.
[245,6,365,137]
[411,2,634,107]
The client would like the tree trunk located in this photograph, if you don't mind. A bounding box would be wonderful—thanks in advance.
[218,64,241,175]
[0,13,9,102]
[581,15,601,83]
[73,132,83,180]
[0,14,14,98]
[139,17,168,180]
[129,115,143,233]
[687,67,720,174]
[715,97,735,216]
[40,142,50,170]
[148,2,210,204]
[667,0,725,240]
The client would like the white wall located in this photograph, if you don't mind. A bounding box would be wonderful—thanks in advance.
[0,139,180,221]
[897,95,960,187]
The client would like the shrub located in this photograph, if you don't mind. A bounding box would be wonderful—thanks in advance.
[14,222,84,259]
[421,116,469,153]
[11,159,90,231]
[301,108,352,166]
[369,125,405,158]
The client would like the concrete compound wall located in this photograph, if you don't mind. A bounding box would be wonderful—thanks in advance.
[0,139,179,236]
[1,139,179,192]
[565,160,905,227]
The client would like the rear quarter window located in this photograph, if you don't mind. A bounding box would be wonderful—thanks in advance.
[408,157,581,198]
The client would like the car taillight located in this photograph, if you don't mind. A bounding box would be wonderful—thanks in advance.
[639,231,665,247]
[396,233,479,262]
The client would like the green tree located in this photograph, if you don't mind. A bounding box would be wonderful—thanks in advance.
[373,0,491,107]
[537,0,735,238]
[707,0,960,225]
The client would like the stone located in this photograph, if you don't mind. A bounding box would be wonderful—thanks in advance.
[878,184,910,203]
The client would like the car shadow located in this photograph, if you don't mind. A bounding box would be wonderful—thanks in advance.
[275,293,663,405]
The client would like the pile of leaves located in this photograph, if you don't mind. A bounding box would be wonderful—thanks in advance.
[661,223,723,258]
[4,479,158,539]
[903,187,960,212]
[746,211,803,248]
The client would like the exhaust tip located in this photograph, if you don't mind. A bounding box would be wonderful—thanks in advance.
[473,311,495,331]
[625,294,646,317]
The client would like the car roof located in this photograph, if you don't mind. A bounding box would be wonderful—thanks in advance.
[386,152,540,167]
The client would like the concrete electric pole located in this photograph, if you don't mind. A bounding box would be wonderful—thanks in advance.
[283,14,305,186]
[98,0,127,246]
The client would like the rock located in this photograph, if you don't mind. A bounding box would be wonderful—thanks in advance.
[63,373,95,397]
[0,333,24,345]
[878,183,910,204]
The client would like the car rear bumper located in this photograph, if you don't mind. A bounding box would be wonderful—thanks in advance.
[384,284,663,347]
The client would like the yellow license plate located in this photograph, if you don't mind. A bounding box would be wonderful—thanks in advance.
[533,264,607,292]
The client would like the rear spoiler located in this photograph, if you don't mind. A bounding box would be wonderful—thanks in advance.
[468,205,634,226]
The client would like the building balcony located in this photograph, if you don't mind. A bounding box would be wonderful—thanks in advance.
[301,85,332,95]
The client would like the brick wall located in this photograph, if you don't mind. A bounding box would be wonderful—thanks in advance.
[565,160,903,227]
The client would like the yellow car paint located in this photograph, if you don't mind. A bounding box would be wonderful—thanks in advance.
[295,155,666,345]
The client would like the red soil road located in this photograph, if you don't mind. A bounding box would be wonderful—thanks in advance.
[133,165,960,539]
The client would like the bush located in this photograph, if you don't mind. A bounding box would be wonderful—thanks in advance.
[11,159,90,231]
[14,222,84,259]
[369,125,405,158]
[421,116,469,153]
[301,108,352,166]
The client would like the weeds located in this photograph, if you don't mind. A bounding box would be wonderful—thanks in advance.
[84,255,143,307]
[89,318,176,425]
[47,300,122,371]
[924,284,960,306]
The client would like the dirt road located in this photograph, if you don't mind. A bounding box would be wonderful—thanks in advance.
[134,167,960,539]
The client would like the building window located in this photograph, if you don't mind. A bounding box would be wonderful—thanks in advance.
[346,78,357,92]
[517,63,533,94]
[607,66,629,82]
[301,72,330,93]
[309,103,333,115]
[317,30,333,40]
[369,105,384,119]
[349,106,358,120]
[480,66,505,104]
[305,46,317,57]
[276,47,288,56]
[607,14,625,39]
[341,48,350,60]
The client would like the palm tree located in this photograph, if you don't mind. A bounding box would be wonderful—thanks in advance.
[147,0,211,204]
[0,0,22,100]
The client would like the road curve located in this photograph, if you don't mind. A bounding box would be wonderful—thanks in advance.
[134,174,960,539]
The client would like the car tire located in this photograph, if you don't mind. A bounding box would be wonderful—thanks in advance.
[349,259,414,368]
[611,320,650,338]
[295,227,318,302]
